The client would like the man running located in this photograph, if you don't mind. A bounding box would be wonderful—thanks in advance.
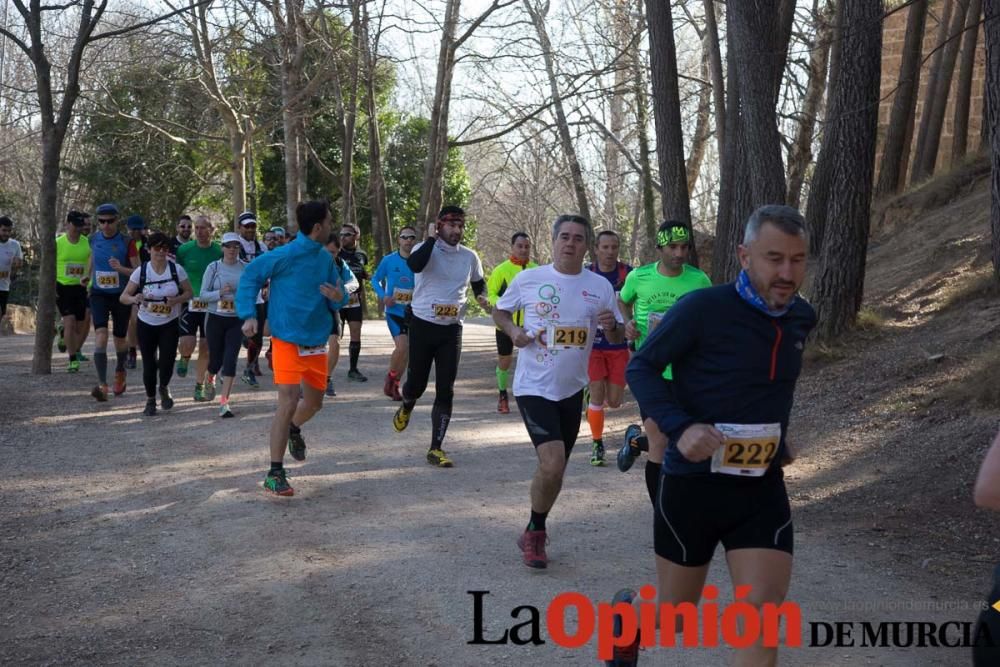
[584,230,632,466]
[626,205,814,666]
[87,203,134,401]
[494,214,624,569]
[236,211,267,386]
[337,222,369,382]
[176,215,222,400]
[486,232,536,414]
[392,206,489,468]
[55,211,91,373]
[617,221,711,505]
[322,233,359,397]
[170,214,193,257]
[371,226,417,401]
[0,217,23,327]
[237,200,348,497]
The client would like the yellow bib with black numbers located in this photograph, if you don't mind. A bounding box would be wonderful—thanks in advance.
[546,322,589,349]
[433,303,459,321]
[95,271,119,289]
[146,302,172,316]
[393,288,413,304]
[710,423,781,477]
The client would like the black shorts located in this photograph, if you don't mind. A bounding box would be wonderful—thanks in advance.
[89,291,131,338]
[655,470,793,567]
[496,329,514,356]
[56,284,88,321]
[179,308,206,337]
[515,390,584,456]
[340,306,363,323]
[0,290,8,318]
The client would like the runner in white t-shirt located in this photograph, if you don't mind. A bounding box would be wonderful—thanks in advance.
[120,232,193,416]
[493,214,624,570]
[391,205,490,468]
[0,216,23,323]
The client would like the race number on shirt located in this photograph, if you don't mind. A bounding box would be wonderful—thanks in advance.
[66,263,86,279]
[392,287,413,304]
[432,303,460,322]
[0,271,8,280]
[297,344,326,357]
[95,271,119,289]
[146,302,172,316]
[647,311,665,333]
[188,299,209,313]
[546,321,589,349]
[710,423,782,477]
[217,299,235,314]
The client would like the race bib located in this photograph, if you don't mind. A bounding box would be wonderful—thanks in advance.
[392,287,413,304]
[66,263,86,279]
[95,271,119,289]
[0,270,8,280]
[297,344,326,357]
[647,311,665,333]
[188,298,209,313]
[146,302,172,316]
[217,299,235,314]
[433,303,460,321]
[347,291,361,308]
[546,322,589,349]
[710,423,781,477]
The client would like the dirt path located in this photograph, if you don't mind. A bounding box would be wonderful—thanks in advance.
[0,322,987,665]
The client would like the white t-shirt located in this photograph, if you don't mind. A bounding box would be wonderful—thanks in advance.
[129,262,189,326]
[411,240,485,324]
[0,239,23,291]
[496,264,624,401]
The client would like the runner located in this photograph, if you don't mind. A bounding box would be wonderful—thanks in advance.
[79,212,93,238]
[584,230,632,465]
[391,206,489,468]
[323,232,359,397]
[626,205,814,665]
[236,211,267,387]
[87,203,134,401]
[55,211,91,373]
[338,222,369,382]
[175,215,222,401]
[170,214,193,256]
[263,229,279,251]
[0,216,22,325]
[124,214,149,369]
[121,232,193,416]
[493,214,624,569]
[236,200,349,496]
[617,221,711,506]
[200,232,246,417]
[486,232,536,414]
[371,226,417,401]
[268,226,287,247]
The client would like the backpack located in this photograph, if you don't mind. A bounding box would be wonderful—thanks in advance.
[239,240,264,262]
[138,260,181,300]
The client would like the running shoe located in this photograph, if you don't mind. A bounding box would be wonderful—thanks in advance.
[591,439,606,466]
[143,399,157,416]
[517,529,548,569]
[617,424,642,473]
[325,379,336,397]
[605,588,640,667]
[288,430,307,461]
[263,469,294,496]
[383,372,394,398]
[193,383,206,402]
[57,324,66,352]
[76,352,89,362]
[159,386,174,410]
[113,370,127,396]
[497,393,510,414]
[91,384,109,402]
[426,448,453,468]
[176,357,189,377]
[251,360,262,376]
[204,377,216,401]
[241,368,259,388]
[392,405,412,432]
[126,348,137,369]
[348,368,368,382]
[219,403,234,418]
[67,359,80,373]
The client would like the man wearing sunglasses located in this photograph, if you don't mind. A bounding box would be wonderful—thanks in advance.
[176,215,222,400]
[371,226,417,400]
[87,203,134,401]
[170,214,193,257]
[337,222,369,382]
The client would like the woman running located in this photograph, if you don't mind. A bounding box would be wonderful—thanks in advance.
[120,232,193,416]
[201,232,246,417]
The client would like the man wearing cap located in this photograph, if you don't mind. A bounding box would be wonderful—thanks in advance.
[176,214,222,399]
[268,226,287,248]
[87,203,134,400]
[170,214,193,257]
[337,222,369,382]
[616,220,711,506]
[236,211,268,386]
[55,211,91,372]
[0,216,23,327]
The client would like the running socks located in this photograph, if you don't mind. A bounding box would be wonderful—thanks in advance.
[496,366,509,393]
[94,351,108,384]
[645,461,661,505]
[430,403,451,451]
[289,422,301,436]
[270,461,283,473]
[115,350,128,371]
[528,510,547,532]
[349,341,361,371]
[587,404,605,441]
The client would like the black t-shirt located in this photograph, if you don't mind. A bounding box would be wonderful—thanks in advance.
[338,247,368,280]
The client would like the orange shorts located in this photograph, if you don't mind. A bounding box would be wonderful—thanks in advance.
[271,337,328,390]
[588,347,629,386]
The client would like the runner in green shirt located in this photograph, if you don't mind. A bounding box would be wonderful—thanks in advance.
[486,232,536,414]
[55,212,92,372]
[175,215,223,400]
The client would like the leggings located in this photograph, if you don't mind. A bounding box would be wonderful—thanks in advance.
[206,313,243,377]
[401,316,462,449]
[137,318,179,398]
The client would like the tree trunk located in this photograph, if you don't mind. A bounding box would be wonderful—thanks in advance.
[634,15,658,264]
[603,0,630,229]
[986,0,1000,278]
[876,0,929,197]
[686,47,713,195]
[703,0,726,159]
[952,0,983,164]
[787,0,833,209]
[645,0,690,224]
[812,0,883,340]
[228,129,248,224]
[341,7,362,229]
[32,131,63,374]
[713,20,747,284]
[911,0,957,184]
[362,4,392,259]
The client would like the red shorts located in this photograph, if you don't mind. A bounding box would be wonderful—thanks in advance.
[271,337,328,390]
[588,347,629,386]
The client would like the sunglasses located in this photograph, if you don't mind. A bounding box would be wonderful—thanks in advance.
[339,231,356,237]
[223,243,240,249]
[98,218,116,224]
[399,234,417,240]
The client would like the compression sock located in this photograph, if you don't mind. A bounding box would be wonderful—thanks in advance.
[527,510,547,532]
[349,341,361,371]
[115,351,128,372]
[430,403,451,450]
[94,351,108,384]
[496,366,509,392]
[587,404,605,441]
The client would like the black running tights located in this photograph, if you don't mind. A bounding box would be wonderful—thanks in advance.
[137,318,179,398]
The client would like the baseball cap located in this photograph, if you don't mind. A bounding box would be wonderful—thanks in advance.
[67,210,87,226]
[269,226,286,237]
[237,211,258,227]
[221,232,241,245]
[95,203,119,216]
[125,214,147,230]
